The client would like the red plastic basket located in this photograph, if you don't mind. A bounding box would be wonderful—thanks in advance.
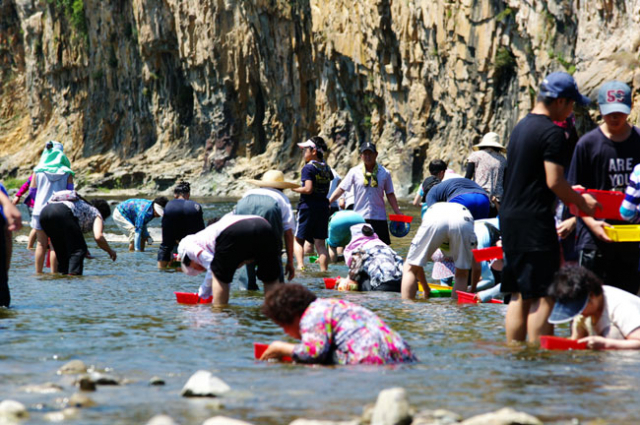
[456,291,479,304]
[569,189,624,220]
[174,292,213,304]
[539,336,588,350]
[472,246,503,262]
[253,342,292,362]
[324,277,340,289]
[389,214,414,223]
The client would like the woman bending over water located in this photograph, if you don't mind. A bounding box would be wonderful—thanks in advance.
[260,284,416,365]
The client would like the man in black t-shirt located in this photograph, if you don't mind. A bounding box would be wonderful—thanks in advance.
[500,72,598,343]
[568,81,640,295]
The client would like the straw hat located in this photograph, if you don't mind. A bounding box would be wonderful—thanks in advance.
[473,132,505,151]
[246,170,298,190]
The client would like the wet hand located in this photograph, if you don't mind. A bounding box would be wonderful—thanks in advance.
[579,335,608,350]
[109,250,117,261]
[259,341,290,361]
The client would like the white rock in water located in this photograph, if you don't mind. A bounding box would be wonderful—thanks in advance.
[181,371,230,398]
[461,408,542,425]
[412,409,462,424]
[0,400,29,420]
[289,420,359,425]
[57,360,87,375]
[20,382,63,394]
[44,408,79,422]
[203,416,254,425]
[146,414,178,425]
[371,387,412,425]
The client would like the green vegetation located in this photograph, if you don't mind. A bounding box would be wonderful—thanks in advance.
[496,8,512,22]
[548,50,576,75]
[47,0,87,37]
[2,177,24,190]
[149,71,160,81]
[494,47,515,72]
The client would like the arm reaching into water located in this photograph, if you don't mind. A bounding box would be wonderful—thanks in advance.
[579,328,640,350]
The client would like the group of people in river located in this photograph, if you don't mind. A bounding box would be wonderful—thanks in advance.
[3,71,640,364]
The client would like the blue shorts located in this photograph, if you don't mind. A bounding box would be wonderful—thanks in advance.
[327,211,366,247]
[450,193,490,220]
[296,207,330,243]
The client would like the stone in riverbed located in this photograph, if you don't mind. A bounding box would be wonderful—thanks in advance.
[149,376,166,386]
[20,383,63,394]
[181,371,230,398]
[43,408,79,422]
[202,416,255,425]
[89,372,120,385]
[371,387,412,425]
[289,420,359,425]
[57,360,87,375]
[460,408,542,425]
[66,393,96,408]
[75,375,97,391]
[0,400,29,421]
[412,409,462,424]
[146,414,178,425]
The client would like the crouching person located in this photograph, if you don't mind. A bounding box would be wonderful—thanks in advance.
[40,191,116,275]
[177,214,282,306]
[259,284,417,364]
[548,266,640,349]
[338,223,403,292]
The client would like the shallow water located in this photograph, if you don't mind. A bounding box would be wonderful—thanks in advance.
[2,201,640,424]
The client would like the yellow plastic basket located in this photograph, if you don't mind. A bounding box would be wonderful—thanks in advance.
[604,225,640,242]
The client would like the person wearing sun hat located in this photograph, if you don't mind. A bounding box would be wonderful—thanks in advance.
[465,132,507,217]
[30,141,75,273]
[568,80,640,296]
[500,71,599,343]
[547,266,640,349]
[328,142,402,245]
[235,170,298,288]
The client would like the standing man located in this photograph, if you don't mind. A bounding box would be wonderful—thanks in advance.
[238,170,298,288]
[500,71,598,343]
[157,181,205,269]
[329,142,402,245]
[569,81,640,295]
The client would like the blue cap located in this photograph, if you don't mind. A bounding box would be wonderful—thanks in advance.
[598,81,632,115]
[539,72,591,106]
[548,294,589,324]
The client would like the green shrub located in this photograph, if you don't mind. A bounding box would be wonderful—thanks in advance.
[496,8,512,22]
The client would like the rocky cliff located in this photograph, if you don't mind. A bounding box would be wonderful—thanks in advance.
[1,0,639,197]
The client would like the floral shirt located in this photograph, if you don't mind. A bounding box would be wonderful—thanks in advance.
[117,198,154,230]
[49,190,102,233]
[467,149,506,200]
[349,244,403,288]
[292,299,417,365]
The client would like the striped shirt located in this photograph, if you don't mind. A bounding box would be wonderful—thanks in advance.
[620,164,640,222]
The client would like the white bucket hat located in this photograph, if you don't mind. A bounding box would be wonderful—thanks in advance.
[473,132,505,151]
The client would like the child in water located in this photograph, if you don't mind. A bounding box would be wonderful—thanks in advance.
[260,284,416,364]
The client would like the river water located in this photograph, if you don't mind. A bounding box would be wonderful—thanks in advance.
[2,200,639,424]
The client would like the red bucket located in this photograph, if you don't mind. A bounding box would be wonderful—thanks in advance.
[472,246,503,262]
[540,336,588,350]
[569,189,624,220]
[389,214,414,223]
[324,277,340,289]
[253,342,292,362]
[456,291,479,304]
[174,292,213,304]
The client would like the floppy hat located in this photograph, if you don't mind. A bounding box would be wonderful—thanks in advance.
[359,142,377,154]
[598,81,632,116]
[547,294,589,324]
[539,72,591,106]
[246,170,298,190]
[473,132,505,151]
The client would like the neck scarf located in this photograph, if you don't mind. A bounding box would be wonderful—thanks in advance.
[362,163,378,188]
[34,144,75,176]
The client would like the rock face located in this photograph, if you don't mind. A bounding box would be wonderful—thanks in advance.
[1,1,639,196]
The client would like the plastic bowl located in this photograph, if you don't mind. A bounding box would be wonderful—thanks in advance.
[324,277,339,289]
[456,291,479,304]
[539,336,588,350]
[569,189,624,220]
[253,342,292,362]
[174,292,213,304]
[472,246,503,262]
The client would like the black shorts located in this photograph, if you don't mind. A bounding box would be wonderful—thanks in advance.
[295,207,329,243]
[500,248,560,300]
[210,218,281,284]
[40,203,88,275]
[365,219,391,245]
